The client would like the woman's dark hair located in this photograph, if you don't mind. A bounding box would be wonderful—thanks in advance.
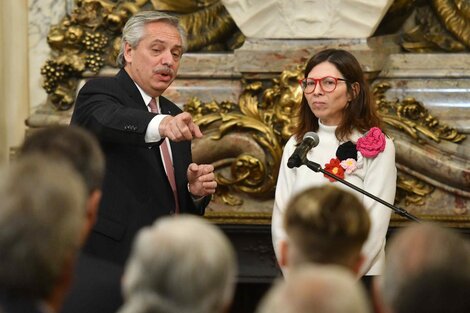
[294,49,382,142]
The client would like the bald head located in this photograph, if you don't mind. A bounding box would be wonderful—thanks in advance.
[378,222,470,311]
[256,265,371,313]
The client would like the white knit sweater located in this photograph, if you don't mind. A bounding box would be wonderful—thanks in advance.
[272,122,397,276]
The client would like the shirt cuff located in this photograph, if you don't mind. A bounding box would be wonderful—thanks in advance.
[144,114,168,143]
[188,183,205,205]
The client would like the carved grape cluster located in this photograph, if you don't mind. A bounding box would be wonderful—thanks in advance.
[85,53,105,73]
[83,32,108,52]
[40,60,67,94]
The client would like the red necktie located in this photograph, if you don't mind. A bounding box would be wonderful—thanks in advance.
[148,98,180,214]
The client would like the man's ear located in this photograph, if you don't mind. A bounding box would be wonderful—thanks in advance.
[80,190,102,246]
[87,190,101,226]
[124,42,133,64]
[353,253,365,277]
[279,239,289,268]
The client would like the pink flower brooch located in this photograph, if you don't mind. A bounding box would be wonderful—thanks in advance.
[356,127,386,158]
[323,127,386,182]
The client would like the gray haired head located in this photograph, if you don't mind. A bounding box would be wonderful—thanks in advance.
[116,11,187,68]
[0,155,87,299]
[119,215,237,313]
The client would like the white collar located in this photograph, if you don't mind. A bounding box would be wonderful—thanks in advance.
[133,82,159,107]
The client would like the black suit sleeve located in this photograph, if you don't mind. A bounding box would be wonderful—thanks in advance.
[71,77,156,146]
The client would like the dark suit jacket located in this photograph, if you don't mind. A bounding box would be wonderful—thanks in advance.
[0,293,45,313]
[60,253,123,313]
[71,69,210,265]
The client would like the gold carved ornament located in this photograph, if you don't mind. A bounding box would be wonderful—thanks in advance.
[372,82,468,207]
[41,0,147,110]
[402,0,470,52]
[373,83,466,143]
[41,0,244,110]
[396,174,435,206]
[152,0,245,51]
[185,68,303,206]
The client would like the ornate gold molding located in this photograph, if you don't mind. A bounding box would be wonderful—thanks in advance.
[402,0,470,52]
[186,67,303,205]
[41,0,146,110]
[374,83,466,143]
[204,211,470,228]
[396,172,435,206]
[390,214,470,228]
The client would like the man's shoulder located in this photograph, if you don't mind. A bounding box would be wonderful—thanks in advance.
[78,70,133,97]
[83,69,130,88]
[159,95,182,114]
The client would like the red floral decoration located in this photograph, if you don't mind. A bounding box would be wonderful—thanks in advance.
[324,158,345,182]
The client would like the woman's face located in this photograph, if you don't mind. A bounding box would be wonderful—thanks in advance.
[304,61,351,126]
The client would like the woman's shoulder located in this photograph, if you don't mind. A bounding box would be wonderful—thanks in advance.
[285,134,300,147]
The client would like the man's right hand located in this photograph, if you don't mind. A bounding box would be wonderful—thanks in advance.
[159,112,203,141]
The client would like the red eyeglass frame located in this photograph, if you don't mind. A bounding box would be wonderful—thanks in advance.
[299,76,349,94]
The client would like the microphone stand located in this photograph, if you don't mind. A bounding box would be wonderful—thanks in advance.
[304,159,421,223]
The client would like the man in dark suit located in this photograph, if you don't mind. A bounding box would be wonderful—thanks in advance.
[71,10,217,266]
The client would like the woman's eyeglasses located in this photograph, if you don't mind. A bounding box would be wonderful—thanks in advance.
[299,76,349,94]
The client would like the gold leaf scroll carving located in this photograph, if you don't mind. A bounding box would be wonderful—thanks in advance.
[185,68,303,205]
[402,0,470,52]
[374,83,466,143]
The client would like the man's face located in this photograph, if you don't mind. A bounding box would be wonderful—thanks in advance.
[124,21,183,97]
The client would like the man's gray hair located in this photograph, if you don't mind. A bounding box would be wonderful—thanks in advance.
[0,155,87,298]
[119,215,237,313]
[256,265,371,313]
[116,10,187,67]
[378,222,470,311]
[19,125,105,194]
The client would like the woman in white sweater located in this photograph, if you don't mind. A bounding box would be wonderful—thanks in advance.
[272,49,397,277]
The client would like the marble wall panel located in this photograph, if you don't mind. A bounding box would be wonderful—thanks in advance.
[163,78,242,108]
[179,53,240,79]
[28,0,68,110]
[377,54,470,133]
[380,79,470,133]
[222,0,393,39]
[234,37,401,77]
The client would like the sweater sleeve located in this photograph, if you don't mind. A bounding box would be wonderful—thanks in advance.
[271,137,297,262]
[359,136,397,275]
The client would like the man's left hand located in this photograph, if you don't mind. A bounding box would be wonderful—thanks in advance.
[187,163,217,197]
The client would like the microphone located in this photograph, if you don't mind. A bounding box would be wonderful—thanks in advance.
[287,132,320,168]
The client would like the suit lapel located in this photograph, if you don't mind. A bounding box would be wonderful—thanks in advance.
[116,69,147,111]
[159,96,177,115]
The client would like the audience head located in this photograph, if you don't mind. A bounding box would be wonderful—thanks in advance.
[374,222,470,313]
[394,267,470,313]
[19,125,105,244]
[256,264,371,313]
[280,185,370,275]
[117,10,187,68]
[119,215,237,313]
[19,125,105,195]
[0,155,87,300]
